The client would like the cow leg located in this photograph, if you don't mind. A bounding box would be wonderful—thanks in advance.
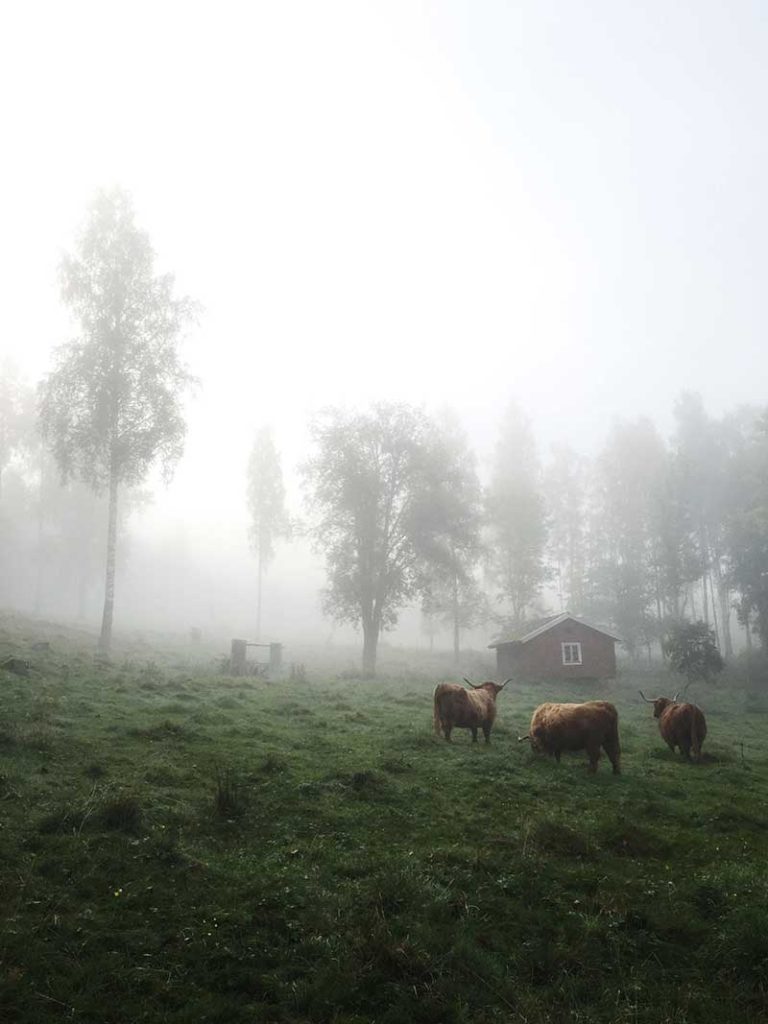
[680,742,692,760]
[444,726,452,743]
[471,727,478,743]
[482,724,491,743]
[586,744,600,773]
[554,750,561,763]
[603,741,621,775]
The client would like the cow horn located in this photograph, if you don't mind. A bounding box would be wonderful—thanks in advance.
[517,734,530,742]
[638,690,656,703]
[672,691,680,702]
[500,678,513,689]
[463,677,481,689]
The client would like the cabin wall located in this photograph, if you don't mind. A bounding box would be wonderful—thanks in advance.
[495,621,616,680]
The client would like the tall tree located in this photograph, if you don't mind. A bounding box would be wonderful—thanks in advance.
[648,451,701,626]
[303,403,456,677]
[415,412,485,664]
[246,426,290,639]
[39,188,196,652]
[485,404,549,629]
[0,360,34,503]
[543,444,587,613]
[723,410,768,648]
[587,418,666,655]
[672,393,738,655]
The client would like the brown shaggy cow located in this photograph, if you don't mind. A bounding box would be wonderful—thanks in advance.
[433,678,511,743]
[639,690,707,761]
[519,701,621,774]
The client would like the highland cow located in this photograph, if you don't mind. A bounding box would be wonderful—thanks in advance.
[433,678,511,743]
[639,691,707,761]
[519,700,621,774]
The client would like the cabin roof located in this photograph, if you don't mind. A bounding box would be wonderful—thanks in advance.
[488,612,623,648]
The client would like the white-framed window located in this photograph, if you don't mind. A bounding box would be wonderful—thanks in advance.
[562,642,582,666]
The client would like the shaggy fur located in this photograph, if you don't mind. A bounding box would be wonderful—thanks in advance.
[524,701,621,774]
[649,697,707,761]
[433,681,508,743]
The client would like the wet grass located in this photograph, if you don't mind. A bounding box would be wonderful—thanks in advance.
[1,619,768,1021]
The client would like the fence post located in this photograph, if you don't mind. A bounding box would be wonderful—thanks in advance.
[269,643,283,677]
[230,638,247,676]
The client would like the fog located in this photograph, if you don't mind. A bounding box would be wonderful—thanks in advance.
[2,1,767,659]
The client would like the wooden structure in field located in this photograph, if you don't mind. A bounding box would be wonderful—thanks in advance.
[489,613,621,681]
[230,639,283,678]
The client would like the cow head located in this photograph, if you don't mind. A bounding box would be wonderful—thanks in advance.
[639,691,674,718]
[464,677,512,698]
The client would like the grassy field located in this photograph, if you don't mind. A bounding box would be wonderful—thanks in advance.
[1,613,768,1023]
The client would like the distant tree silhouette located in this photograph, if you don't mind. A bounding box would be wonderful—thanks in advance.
[246,426,290,639]
[485,403,549,629]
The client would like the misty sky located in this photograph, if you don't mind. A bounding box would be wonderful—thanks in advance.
[2,0,767,547]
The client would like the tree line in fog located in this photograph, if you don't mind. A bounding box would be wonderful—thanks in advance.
[1,190,768,674]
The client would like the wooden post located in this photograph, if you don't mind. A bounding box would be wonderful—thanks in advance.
[231,638,247,676]
[269,643,283,678]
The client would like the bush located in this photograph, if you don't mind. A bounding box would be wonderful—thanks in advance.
[664,621,724,686]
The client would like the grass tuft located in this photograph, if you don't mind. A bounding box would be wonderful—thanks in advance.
[214,767,246,818]
[598,820,671,858]
[97,793,143,833]
[128,719,185,740]
[529,819,593,858]
[259,753,287,774]
[379,754,412,774]
[0,726,17,747]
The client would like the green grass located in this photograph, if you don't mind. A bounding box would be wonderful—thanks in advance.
[1,614,768,1022]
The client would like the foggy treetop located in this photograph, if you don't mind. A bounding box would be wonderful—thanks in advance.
[1,3,767,651]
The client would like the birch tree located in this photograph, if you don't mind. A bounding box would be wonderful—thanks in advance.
[39,188,196,652]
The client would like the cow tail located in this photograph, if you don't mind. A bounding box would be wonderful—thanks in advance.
[433,687,442,736]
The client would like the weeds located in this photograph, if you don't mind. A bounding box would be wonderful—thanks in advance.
[213,766,246,819]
